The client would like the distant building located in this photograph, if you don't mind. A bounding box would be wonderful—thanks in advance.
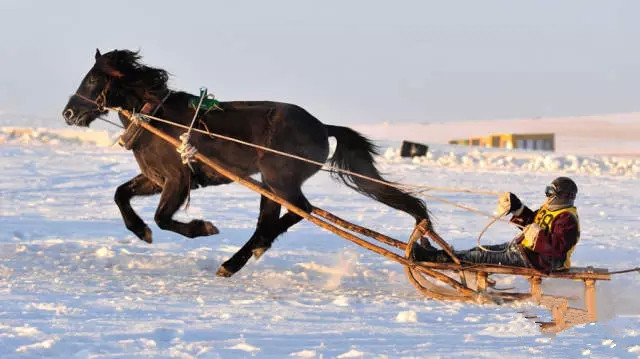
[449,133,555,151]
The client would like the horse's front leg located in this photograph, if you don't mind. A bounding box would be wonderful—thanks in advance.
[114,174,162,243]
[154,178,219,238]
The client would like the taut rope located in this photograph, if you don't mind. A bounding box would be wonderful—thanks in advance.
[132,111,501,196]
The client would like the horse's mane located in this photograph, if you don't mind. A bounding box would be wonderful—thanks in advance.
[98,50,170,104]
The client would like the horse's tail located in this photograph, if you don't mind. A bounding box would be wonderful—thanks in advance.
[326,125,430,225]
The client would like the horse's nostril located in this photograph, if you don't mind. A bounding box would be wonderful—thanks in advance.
[63,108,74,121]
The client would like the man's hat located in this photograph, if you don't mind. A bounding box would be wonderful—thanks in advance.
[550,177,578,199]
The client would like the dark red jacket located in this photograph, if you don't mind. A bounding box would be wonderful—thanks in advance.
[511,206,580,273]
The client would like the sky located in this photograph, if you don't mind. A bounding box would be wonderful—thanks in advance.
[1,0,639,125]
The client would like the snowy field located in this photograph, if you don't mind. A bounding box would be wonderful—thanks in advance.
[1,122,640,358]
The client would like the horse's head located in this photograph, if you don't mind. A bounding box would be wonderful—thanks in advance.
[62,49,169,127]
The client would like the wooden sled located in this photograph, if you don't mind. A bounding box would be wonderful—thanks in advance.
[405,222,610,332]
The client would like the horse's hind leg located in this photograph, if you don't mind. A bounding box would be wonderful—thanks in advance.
[251,191,309,259]
[216,195,282,277]
[217,128,323,277]
[114,174,162,243]
[245,181,311,258]
[153,179,219,238]
[216,177,310,277]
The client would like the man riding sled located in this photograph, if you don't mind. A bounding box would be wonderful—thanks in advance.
[412,177,580,273]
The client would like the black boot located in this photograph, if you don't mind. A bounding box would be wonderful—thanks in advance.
[419,237,438,252]
[410,242,446,262]
[410,241,451,262]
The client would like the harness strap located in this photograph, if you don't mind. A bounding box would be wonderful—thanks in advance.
[118,90,172,150]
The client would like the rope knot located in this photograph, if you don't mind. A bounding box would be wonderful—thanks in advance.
[131,113,142,124]
[177,132,198,170]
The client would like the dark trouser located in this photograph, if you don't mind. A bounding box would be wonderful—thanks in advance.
[414,241,530,268]
[455,242,529,267]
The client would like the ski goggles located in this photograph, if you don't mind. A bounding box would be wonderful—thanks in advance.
[545,185,576,199]
[544,185,557,198]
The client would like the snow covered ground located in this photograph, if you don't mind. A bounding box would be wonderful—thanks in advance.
[1,121,640,358]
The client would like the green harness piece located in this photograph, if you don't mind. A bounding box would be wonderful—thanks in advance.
[188,88,223,112]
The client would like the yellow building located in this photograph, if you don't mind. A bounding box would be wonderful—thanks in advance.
[449,133,555,151]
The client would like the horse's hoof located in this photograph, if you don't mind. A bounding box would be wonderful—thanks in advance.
[204,221,219,236]
[141,227,153,244]
[252,247,269,259]
[216,266,234,277]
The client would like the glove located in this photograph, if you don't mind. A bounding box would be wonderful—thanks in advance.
[521,223,542,249]
[496,192,523,216]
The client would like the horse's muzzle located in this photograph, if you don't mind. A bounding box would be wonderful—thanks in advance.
[63,108,75,125]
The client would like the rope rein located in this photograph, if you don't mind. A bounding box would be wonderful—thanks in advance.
[608,267,640,275]
[98,117,125,129]
[476,209,523,252]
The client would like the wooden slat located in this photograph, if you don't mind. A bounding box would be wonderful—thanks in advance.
[424,229,468,287]
[405,222,479,302]
[413,262,611,280]
[530,276,542,302]
[424,231,461,265]
[476,272,488,292]
[584,279,597,321]
[311,207,406,250]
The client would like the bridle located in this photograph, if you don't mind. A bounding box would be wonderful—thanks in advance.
[65,76,171,128]
[64,78,113,125]
[77,78,111,111]
[65,76,174,134]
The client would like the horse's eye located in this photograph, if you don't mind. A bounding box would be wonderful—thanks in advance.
[88,75,98,84]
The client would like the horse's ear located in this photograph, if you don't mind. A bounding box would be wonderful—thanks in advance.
[95,49,124,78]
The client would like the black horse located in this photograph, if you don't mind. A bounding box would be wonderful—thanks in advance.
[62,49,432,277]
